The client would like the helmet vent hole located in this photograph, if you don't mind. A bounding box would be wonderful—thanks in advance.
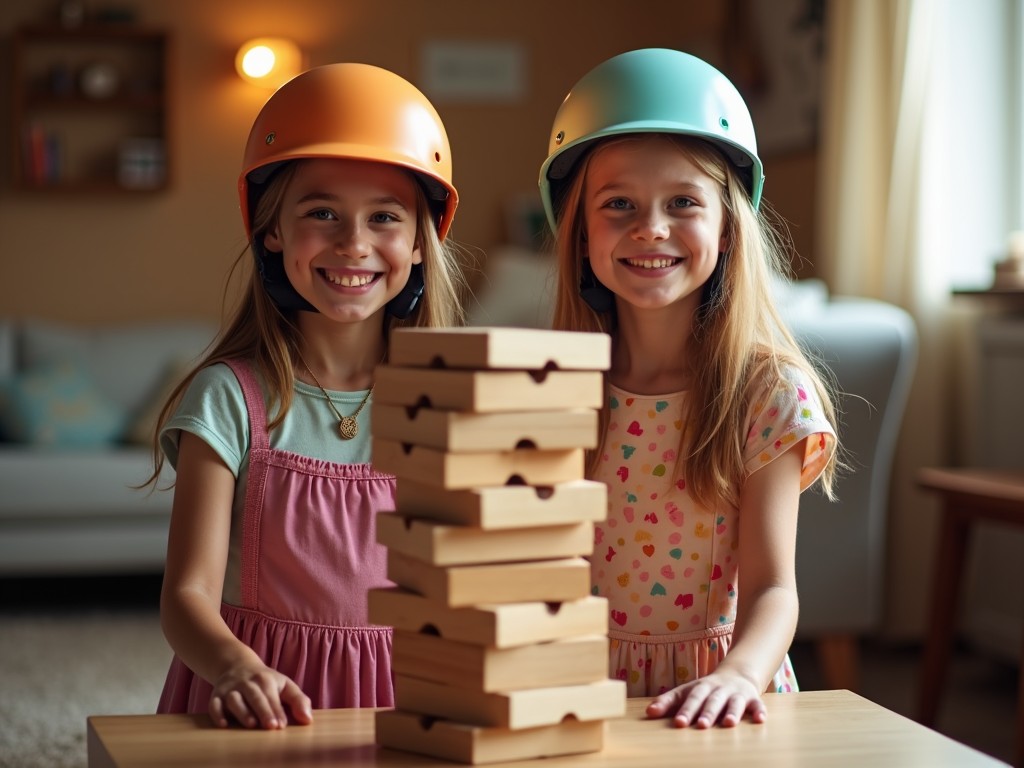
[434,151,441,163]
[265,132,276,145]
[719,118,729,131]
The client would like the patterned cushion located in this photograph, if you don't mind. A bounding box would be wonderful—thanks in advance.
[0,362,125,446]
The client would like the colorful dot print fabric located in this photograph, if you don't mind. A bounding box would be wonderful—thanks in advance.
[590,365,836,697]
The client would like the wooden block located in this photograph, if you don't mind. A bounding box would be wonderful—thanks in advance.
[393,676,627,730]
[371,403,598,451]
[395,478,607,530]
[368,588,608,648]
[373,365,604,412]
[390,631,609,692]
[377,513,593,567]
[372,439,584,488]
[388,326,611,371]
[387,552,591,607]
[376,708,605,765]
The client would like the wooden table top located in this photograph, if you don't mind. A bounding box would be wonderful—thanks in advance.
[87,690,1007,767]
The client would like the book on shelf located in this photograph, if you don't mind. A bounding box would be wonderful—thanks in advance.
[22,124,62,185]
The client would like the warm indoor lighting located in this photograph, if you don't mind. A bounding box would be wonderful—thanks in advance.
[235,37,303,88]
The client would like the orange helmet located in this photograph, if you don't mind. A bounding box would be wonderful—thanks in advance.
[238,62,458,240]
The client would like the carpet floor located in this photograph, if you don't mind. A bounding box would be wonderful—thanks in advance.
[0,576,170,768]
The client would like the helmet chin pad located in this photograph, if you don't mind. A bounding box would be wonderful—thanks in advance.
[253,242,317,312]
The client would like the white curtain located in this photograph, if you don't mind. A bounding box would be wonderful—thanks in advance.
[816,0,952,639]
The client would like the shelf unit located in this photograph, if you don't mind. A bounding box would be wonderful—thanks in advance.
[10,24,171,193]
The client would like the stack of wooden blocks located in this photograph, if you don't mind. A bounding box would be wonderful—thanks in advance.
[368,326,626,765]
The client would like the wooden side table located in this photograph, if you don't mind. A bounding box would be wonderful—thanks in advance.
[916,467,1024,767]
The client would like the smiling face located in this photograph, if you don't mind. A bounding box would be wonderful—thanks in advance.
[582,136,727,318]
[263,158,422,323]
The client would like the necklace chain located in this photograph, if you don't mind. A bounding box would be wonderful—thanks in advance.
[295,349,374,440]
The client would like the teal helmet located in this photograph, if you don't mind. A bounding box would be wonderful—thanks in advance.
[538,48,764,232]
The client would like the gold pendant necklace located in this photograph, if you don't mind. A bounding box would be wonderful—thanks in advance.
[295,350,373,440]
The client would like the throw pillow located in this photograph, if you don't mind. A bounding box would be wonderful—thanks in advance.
[0,361,124,446]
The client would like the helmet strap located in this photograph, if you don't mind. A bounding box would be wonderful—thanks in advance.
[579,258,615,313]
[386,262,425,319]
[253,242,318,313]
[698,251,728,319]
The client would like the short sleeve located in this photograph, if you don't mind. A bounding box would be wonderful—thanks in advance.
[742,365,837,492]
[159,363,249,477]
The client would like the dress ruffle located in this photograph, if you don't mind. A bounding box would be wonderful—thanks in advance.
[609,626,798,697]
[157,602,394,715]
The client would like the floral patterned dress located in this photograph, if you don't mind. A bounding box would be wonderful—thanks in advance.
[590,365,836,697]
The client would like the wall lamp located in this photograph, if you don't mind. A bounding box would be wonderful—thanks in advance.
[235,37,304,88]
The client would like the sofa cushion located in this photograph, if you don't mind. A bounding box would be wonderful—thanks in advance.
[0,445,174,518]
[0,361,124,446]
[19,320,214,416]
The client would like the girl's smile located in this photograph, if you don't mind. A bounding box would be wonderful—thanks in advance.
[321,268,379,289]
[621,255,684,272]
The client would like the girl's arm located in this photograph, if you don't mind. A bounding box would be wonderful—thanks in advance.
[646,438,805,727]
[160,431,312,729]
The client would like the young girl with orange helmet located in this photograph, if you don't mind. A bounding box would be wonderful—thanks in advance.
[145,63,465,729]
[539,49,839,729]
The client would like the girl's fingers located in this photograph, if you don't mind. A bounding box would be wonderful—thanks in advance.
[671,683,713,728]
[280,679,314,725]
[645,690,682,718]
[718,694,749,728]
[208,695,229,728]
[209,669,310,730]
[241,680,282,729]
[692,692,727,729]
[748,697,768,724]
[224,689,257,728]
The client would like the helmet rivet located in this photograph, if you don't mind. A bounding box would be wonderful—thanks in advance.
[719,118,729,131]
[265,132,276,145]
[554,130,565,145]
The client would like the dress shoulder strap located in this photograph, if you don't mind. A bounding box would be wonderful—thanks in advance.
[223,358,269,452]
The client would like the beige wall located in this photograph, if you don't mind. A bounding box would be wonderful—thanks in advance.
[0,0,819,326]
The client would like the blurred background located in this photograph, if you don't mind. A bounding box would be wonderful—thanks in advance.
[1,1,1021,765]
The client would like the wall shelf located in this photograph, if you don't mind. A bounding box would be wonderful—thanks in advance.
[10,24,171,193]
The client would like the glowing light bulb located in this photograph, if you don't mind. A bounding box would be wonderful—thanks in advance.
[241,45,276,79]
[235,38,303,88]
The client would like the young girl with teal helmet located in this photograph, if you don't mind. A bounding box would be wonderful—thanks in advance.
[540,48,839,729]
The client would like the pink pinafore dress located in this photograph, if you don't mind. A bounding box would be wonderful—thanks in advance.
[158,359,396,713]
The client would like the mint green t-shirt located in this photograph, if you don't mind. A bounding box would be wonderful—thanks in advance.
[160,362,374,474]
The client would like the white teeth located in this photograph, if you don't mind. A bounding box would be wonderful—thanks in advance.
[325,271,373,287]
[626,257,675,269]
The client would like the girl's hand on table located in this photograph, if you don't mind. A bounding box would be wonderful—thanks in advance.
[209,662,313,730]
[645,670,767,729]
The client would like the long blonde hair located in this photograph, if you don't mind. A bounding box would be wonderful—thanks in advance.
[551,135,838,507]
[142,159,466,489]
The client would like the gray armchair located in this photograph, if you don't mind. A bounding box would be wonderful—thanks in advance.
[782,286,918,691]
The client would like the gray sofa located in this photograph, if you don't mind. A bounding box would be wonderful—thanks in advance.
[0,319,215,575]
